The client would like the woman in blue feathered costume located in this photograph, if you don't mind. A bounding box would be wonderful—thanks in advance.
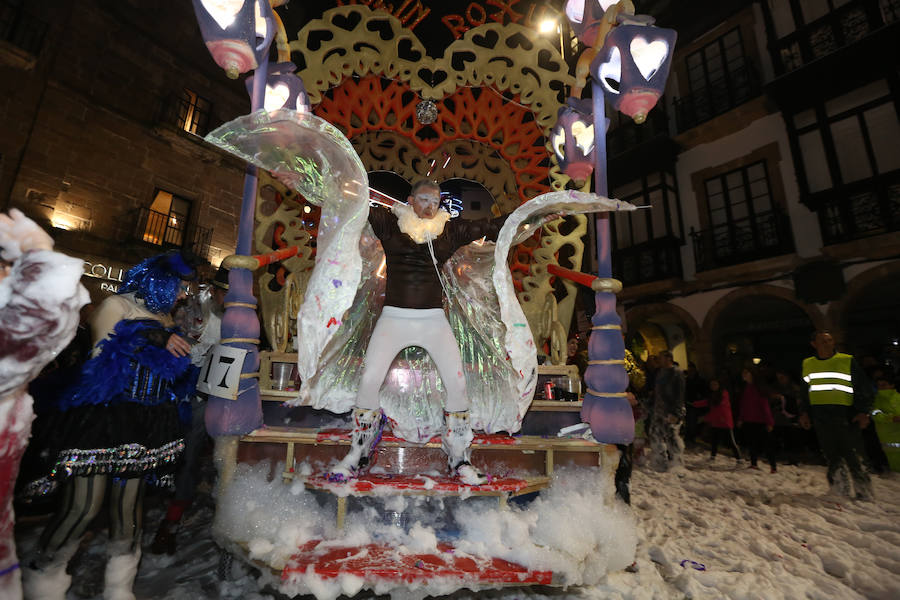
[21,252,196,600]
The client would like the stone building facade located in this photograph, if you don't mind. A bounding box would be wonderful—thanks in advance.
[0,0,249,303]
[604,0,900,380]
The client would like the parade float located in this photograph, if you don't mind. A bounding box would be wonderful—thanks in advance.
[188,1,674,597]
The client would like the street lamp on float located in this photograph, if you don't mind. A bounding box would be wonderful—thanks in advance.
[191,0,275,79]
[550,97,599,189]
[190,0,285,439]
[562,0,676,444]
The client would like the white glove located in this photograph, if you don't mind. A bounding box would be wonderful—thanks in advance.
[0,208,54,260]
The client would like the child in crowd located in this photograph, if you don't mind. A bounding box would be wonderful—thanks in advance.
[738,367,777,472]
[694,377,741,463]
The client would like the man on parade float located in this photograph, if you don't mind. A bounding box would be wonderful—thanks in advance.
[204,108,631,489]
[326,180,508,485]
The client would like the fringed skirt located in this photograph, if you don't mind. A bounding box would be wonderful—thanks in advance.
[20,400,185,500]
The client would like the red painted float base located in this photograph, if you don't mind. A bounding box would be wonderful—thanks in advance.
[305,472,535,494]
[282,541,554,585]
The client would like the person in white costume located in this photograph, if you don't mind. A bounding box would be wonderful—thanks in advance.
[0,209,88,600]
[327,181,506,485]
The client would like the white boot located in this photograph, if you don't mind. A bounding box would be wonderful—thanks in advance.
[103,544,141,600]
[22,542,79,600]
[443,411,488,485]
[327,408,384,482]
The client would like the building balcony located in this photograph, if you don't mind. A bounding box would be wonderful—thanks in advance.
[690,210,794,273]
[773,0,899,75]
[133,207,212,263]
[673,63,761,133]
[818,171,900,246]
[607,110,679,188]
[613,236,683,287]
[608,109,671,157]
[766,0,900,110]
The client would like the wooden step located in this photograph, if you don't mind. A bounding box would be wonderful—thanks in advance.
[238,426,617,487]
[530,400,582,412]
[301,472,551,528]
[281,540,556,587]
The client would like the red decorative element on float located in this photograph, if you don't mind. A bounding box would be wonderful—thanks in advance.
[283,540,554,585]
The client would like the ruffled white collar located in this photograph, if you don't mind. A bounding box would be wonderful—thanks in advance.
[392,202,450,244]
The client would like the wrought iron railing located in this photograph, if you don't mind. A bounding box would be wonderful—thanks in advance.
[134,208,212,262]
[773,0,899,74]
[613,235,683,286]
[607,109,670,157]
[690,210,794,272]
[0,0,47,55]
[818,172,900,245]
[673,63,761,132]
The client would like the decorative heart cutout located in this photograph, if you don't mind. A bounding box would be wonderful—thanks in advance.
[205,1,243,30]
[332,10,362,31]
[597,46,622,94]
[505,32,533,50]
[472,30,499,49]
[307,29,334,52]
[418,67,448,87]
[537,49,560,73]
[630,37,669,80]
[570,121,594,154]
[397,38,422,63]
[366,18,395,41]
[450,51,477,72]
[264,83,291,112]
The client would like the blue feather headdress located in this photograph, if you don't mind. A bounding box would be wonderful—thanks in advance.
[118,252,196,314]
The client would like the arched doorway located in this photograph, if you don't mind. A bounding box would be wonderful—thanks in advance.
[710,294,814,381]
[625,303,701,370]
[840,270,900,365]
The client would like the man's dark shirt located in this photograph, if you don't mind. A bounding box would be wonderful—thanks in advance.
[369,208,507,309]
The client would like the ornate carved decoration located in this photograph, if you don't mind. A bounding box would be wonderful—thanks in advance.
[254,4,589,352]
[291,5,572,129]
[350,131,521,214]
[314,76,552,204]
[255,171,317,351]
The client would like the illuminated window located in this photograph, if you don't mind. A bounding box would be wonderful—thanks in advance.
[142,190,190,247]
[174,89,211,135]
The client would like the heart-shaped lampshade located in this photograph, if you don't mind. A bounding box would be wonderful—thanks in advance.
[630,37,669,80]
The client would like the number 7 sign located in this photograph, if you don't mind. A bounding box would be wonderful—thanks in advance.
[197,344,249,400]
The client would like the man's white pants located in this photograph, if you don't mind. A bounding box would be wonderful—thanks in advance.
[355,306,468,412]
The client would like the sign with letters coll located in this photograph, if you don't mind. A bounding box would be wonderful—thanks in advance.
[197,344,249,400]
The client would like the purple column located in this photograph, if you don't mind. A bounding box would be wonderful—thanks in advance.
[204,33,269,436]
[580,84,633,444]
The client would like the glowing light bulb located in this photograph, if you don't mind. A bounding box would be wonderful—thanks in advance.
[538,19,557,34]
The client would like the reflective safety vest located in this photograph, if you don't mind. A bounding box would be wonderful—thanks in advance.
[802,353,854,406]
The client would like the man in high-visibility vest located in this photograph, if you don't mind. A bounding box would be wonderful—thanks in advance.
[798,331,875,500]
